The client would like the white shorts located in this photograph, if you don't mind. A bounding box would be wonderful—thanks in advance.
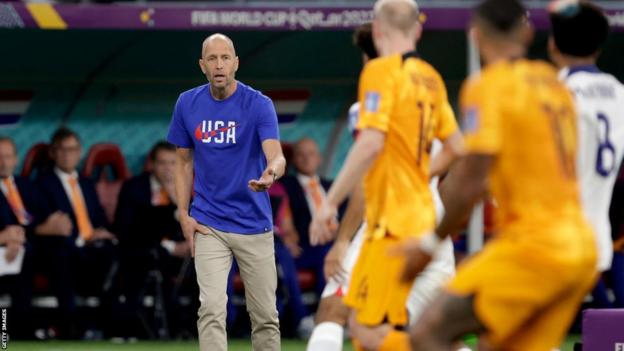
[321,223,366,299]
[406,237,455,325]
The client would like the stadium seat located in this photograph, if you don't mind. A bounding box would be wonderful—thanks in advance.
[81,143,131,224]
[231,269,316,293]
[20,143,52,179]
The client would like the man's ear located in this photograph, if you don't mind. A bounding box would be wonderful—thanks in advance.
[198,59,207,75]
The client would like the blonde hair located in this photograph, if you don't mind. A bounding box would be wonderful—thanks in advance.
[374,0,420,35]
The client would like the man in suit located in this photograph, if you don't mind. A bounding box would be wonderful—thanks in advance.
[0,136,73,338]
[280,138,340,295]
[36,127,117,338]
[114,141,193,338]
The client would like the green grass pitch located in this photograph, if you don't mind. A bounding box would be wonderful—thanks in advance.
[6,335,581,350]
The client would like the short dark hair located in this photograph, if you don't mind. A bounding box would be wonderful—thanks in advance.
[353,23,378,60]
[149,141,176,162]
[0,136,17,155]
[550,1,609,57]
[474,0,527,34]
[50,127,80,148]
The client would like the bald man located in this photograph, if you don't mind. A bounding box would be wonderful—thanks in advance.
[310,0,462,350]
[168,33,285,351]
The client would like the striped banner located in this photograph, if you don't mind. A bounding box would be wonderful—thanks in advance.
[0,91,32,128]
[265,90,310,124]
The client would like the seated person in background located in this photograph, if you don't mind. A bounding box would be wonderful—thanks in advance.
[0,224,29,338]
[280,138,344,295]
[269,182,313,337]
[0,136,72,339]
[114,141,194,339]
[36,127,117,338]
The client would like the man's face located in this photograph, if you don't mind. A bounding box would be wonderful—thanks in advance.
[0,141,18,178]
[294,139,321,176]
[153,149,176,185]
[52,136,82,173]
[199,38,239,89]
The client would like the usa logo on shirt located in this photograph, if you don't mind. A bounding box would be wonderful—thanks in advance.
[194,120,238,144]
[364,92,380,113]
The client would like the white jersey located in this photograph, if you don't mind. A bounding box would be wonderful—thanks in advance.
[561,66,624,271]
[347,102,360,136]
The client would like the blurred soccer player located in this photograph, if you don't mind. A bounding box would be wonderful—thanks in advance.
[398,0,598,349]
[310,0,462,349]
[306,24,373,351]
[549,0,624,301]
[307,21,461,351]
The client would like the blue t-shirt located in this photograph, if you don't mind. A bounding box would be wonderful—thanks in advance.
[167,81,279,234]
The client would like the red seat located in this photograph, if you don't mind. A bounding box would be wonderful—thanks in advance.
[232,269,316,293]
[81,143,131,224]
[296,269,316,291]
[20,143,52,179]
[483,197,497,236]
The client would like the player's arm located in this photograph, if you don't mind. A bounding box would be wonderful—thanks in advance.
[311,129,385,244]
[249,140,286,192]
[335,181,365,243]
[312,178,365,245]
[430,131,463,178]
[437,154,492,236]
[310,60,392,243]
[430,78,464,178]
[399,76,500,282]
[322,181,365,280]
[399,154,492,282]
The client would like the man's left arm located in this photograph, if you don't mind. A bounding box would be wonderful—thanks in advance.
[248,139,286,192]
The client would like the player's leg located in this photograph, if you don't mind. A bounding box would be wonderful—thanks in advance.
[410,293,485,351]
[230,231,280,351]
[406,250,474,351]
[504,267,597,351]
[307,295,350,351]
[345,236,415,350]
[194,227,234,351]
[308,226,366,351]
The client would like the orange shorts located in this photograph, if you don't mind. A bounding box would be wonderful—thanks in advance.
[447,234,597,351]
[344,235,413,326]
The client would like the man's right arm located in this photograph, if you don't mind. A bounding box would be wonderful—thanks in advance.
[175,147,194,216]
[175,147,209,257]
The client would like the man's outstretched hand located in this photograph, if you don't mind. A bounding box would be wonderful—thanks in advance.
[248,168,276,192]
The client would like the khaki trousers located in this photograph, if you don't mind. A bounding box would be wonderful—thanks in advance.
[195,226,280,351]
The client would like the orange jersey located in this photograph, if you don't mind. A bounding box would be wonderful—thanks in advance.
[357,52,458,240]
[460,59,593,247]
